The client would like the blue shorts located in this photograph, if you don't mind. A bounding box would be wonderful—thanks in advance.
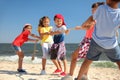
[12,45,22,52]
[86,39,120,62]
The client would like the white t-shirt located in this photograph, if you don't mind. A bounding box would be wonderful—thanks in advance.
[52,25,67,43]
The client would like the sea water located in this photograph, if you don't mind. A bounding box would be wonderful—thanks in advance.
[0,43,110,64]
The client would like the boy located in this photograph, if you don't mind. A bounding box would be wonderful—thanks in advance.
[76,0,120,80]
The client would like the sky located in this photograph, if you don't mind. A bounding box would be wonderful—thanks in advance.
[1,0,119,43]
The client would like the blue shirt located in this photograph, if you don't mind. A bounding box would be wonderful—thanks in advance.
[52,25,67,44]
[93,4,120,49]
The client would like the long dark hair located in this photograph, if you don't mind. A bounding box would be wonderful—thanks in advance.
[38,16,50,27]
[112,0,120,2]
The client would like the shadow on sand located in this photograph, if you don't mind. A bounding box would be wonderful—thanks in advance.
[0,70,40,80]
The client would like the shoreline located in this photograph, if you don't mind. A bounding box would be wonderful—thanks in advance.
[0,60,120,80]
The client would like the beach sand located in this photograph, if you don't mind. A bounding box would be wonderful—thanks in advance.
[0,61,120,80]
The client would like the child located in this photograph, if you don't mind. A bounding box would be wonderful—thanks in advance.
[49,14,69,77]
[12,24,40,73]
[68,2,104,77]
[75,0,120,80]
[38,16,53,75]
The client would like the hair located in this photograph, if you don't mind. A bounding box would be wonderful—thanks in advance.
[54,14,66,26]
[92,2,105,8]
[38,16,50,27]
[22,24,32,32]
[111,0,120,2]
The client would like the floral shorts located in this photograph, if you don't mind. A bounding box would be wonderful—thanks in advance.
[50,42,66,60]
[77,37,91,60]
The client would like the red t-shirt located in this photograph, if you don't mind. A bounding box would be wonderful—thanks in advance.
[12,30,30,46]
[85,26,94,39]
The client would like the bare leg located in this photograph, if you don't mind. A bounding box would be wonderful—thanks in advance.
[62,59,68,73]
[58,60,62,70]
[69,47,79,76]
[52,59,61,70]
[16,51,24,69]
[84,68,89,76]
[42,58,46,70]
[77,58,93,80]
[116,61,120,70]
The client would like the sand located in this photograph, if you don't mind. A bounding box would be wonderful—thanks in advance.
[0,61,120,80]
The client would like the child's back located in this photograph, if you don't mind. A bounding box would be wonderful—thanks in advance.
[92,4,120,49]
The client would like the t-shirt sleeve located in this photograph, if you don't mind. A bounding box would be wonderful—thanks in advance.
[49,26,53,31]
[61,25,67,31]
[23,30,30,35]
[38,27,44,33]
[52,25,67,32]
[52,27,55,32]
[22,30,30,41]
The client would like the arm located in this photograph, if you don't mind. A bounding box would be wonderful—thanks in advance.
[30,34,41,39]
[28,34,40,43]
[49,29,70,35]
[81,16,95,30]
[28,38,39,43]
[50,30,63,35]
[48,26,70,35]
[38,29,47,39]
[38,28,52,39]
[75,16,95,30]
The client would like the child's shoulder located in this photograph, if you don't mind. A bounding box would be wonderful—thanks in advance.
[23,30,30,34]
[61,25,67,29]
[62,25,66,27]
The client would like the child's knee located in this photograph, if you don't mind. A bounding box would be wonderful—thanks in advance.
[71,57,77,63]
[20,55,24,59]
[71,52,78,60]
[18,52,24,58]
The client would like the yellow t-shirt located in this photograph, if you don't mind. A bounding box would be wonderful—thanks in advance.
[38,26,53,43]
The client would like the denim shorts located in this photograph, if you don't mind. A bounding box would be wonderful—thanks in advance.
[12,45,22,52]
[86,39,120,62]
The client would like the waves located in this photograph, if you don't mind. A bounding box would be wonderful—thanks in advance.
[0,55,117,68]
[0,43,111,61]
[0,55,53,64]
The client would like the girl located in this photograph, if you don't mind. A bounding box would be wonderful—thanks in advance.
[68,2,104,78]
[38,16,53,75]
[49,14,69,77]
[12,24,40,73]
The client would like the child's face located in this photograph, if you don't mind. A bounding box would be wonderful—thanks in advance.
[106,0,112,5]
[106,0,109,4]
[92,7,97,14]
[43,18,50,27]
[54,18,63,27]
[26,26,32,32]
